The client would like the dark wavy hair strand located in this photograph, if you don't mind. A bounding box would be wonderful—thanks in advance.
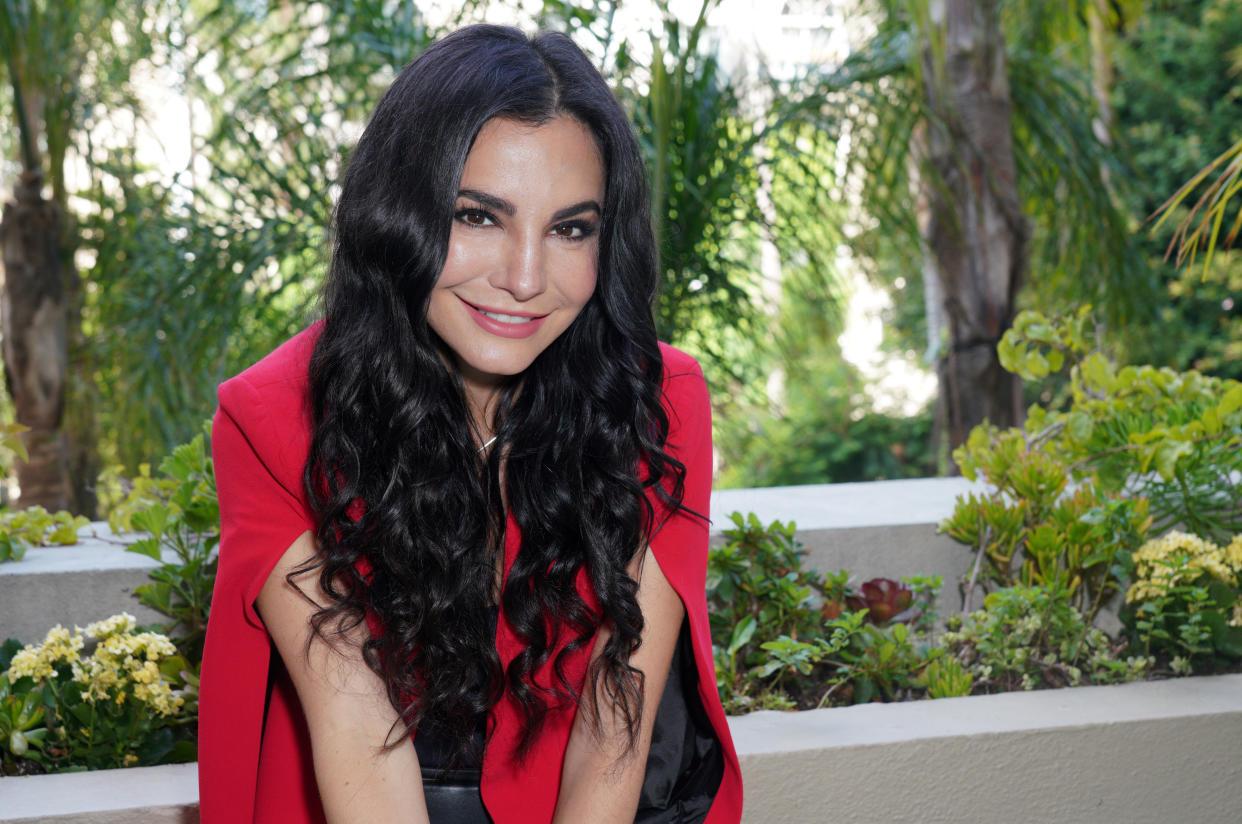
[299,25,690,764]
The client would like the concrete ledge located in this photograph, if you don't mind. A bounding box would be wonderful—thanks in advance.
[711,477,987,533]
[0,525,168,642]
[732,673,1242,823]
[0,762,199,823]
[3,674,1237,823]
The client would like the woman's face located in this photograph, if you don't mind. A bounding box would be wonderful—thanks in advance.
[427,115,605,400]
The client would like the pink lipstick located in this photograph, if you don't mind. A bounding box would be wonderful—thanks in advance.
[459,297,548,339]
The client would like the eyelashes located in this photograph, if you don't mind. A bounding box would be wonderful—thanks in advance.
[452,207,598,242]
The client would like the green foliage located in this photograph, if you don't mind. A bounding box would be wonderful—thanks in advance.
[620,2,764,348]
[830,620,938,705]
[76,0,440,470]
[0,640,49,775]
[0,420,29,479]
[1112,0,1242,378]
[110,425,219,663]
[1121,531,1242,668]
[942,418,1151,620]
[915,655,973,699]
[706,513,826,650]
[717,377,935,489]
[944,307,1242,614]
[707,513,945,710]
[0,507,91,564]
[998,307,1242,542]
[942,586,1151,692]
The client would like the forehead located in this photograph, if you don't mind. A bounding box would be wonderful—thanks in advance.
[459,116,605,203]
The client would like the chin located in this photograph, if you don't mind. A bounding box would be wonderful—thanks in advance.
[457,350,539,382]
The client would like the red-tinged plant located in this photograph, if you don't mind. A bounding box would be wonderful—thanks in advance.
[847,578,917,625]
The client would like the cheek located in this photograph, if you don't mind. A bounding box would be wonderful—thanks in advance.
[561,249,599,309]
[437,238,480,289]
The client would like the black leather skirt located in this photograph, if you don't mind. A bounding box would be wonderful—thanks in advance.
[422,767,492,824]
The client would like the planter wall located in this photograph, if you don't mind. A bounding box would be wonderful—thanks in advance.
[4,674,1239,823]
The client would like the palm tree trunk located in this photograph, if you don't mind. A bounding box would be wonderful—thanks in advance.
[919,0,1028,464]
[0,169,71,511]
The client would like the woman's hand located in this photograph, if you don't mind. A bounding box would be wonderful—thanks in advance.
[257,531,430,824]
[552,544,686,824]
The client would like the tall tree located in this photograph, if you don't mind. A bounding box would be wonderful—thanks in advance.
[0,0,155,512]
[917,0,1027,452]
[789,0,1151,467]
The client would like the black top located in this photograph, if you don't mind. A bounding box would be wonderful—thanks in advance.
[414,612,723,823]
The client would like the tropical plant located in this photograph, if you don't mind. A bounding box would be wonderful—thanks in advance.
[0,0,167,512]
[1112,0,1242,380]
[790,0,1155,460]
[995,307,1242,542]
[78,0,448,472]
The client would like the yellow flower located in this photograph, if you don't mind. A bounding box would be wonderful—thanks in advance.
[4,625,84,682]
[1226,535,1242,573]
[1127,531,1238,604]
[82,613,136,640]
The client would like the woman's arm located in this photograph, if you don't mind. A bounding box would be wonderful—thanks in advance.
[257,530,429,824]
[552,543,686,824]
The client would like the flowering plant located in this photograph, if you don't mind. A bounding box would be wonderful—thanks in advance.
[1,613,196,772]
[1122,531,1242,668]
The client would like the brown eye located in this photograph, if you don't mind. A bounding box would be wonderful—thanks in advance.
[455,209,493,227]
[551,221,594,240]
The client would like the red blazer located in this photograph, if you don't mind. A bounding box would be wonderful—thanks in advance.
[198,323,744,823]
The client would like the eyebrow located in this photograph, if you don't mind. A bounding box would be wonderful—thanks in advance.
[457,188,602,221]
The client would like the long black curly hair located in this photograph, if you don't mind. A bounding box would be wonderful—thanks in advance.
[300,24,688,763]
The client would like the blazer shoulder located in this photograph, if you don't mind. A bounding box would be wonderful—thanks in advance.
[657,341,704,381]
[215,322,321,499]
[217,321,321,427]
[657,341,709,422]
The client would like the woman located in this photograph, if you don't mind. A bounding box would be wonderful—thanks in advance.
[198,24,743,824]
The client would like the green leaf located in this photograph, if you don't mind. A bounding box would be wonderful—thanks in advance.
[1080,353,1116,393]
[134,582,173,613]
[1067,412,1093,445]
[131,505,170,541]
[1220,384,1242,419]
[728,616,757,657]
[1154,440,1194,480]
[126,537,163,562]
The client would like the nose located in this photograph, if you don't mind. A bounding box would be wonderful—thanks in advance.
[489,230,546,302]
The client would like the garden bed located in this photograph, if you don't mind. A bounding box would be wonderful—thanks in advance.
[2,477,1238,820]
[3,672,1239,823]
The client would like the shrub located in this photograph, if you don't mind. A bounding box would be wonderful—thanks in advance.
[707,513,944,710]
[0,614,196,773]
[941,585,1151,692]
[106,426,218,663]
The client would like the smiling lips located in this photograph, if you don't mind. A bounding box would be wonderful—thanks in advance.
[459,296,549,339]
